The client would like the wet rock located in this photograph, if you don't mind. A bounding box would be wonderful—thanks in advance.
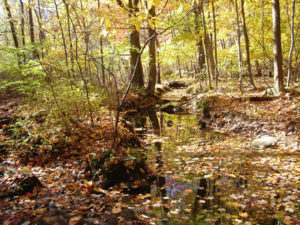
[168,81,187,88]
[0,143,8,154]
[167,120,174,127]
[160,104,176,114]
[7,102,18,107]
[198,121,206,129]
[0,115,13,126]
[0,175,43,199]
[252,135,277,148]
[32,110,48,123]
[32,209,70,225]
[13,175,44,194]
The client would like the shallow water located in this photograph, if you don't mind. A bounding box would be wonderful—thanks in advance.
[126,110,287,225]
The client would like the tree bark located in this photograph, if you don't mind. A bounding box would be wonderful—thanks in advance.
[146,5,157,94]
[4,0,19,49]
[235,0,243,92]
[241,0,256,89]
[212,0,219,89]
[19,0,26,47]
[35,0,46,58]
[128,0,144,87]
[286,0,295,88]
[156,38,161,84]
[201,2,212,89]
[261,0,266,79]
[272,0,284,93]
[194,1,205,76]
[28,0,39,59]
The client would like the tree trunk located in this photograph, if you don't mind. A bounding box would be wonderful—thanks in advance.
[235,0,243,92]
[100,37,106,85]
[212,0,219,89]
[62,0,75,78]
[146,6,157,94]
[4,0,21,66]
[241,0,256,89]
[286,0,295,88]
[272,0,284,93]
[201,3,212,89]
[194,1,205,75]
[4,0,19,49]
[19,0,26,47]
[129,0,144,87]
[28,0,39,59]
[261,0,265,79]
[35,0,46,58]
[156,39,161,84]
[19,0,26,63]
[207,34,216,82]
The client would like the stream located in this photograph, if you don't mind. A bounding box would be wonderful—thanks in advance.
[125,109,285,225]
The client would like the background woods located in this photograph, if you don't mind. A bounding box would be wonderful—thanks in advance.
[1,0,299,101]
[0,0,299,224]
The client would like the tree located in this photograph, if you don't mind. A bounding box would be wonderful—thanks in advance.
[272,0,284,93]
[286,0,296,88]
[240,0,256,89]
[146,4,157,94]
[116,0,144,88]
[235,0,243,92]
[212,0,219,89]
[194,1,205,79]
[4,0,19,49]
[28,0,39,59]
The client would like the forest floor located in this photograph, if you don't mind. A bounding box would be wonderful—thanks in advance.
[0,77,299,225]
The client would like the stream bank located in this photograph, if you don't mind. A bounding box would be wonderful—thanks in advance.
[1,82,299,225]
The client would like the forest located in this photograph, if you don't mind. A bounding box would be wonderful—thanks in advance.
[0,0,299,224]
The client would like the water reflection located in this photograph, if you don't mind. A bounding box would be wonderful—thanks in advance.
[125,110,278,224]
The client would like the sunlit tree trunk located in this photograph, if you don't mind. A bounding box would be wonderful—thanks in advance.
[34,0,46,58]
[19,0,26,47]
[212,0,219,89]
[241,0,256,89]
[156,39,161,84]
[19,0,26,63]
[207,34,216,82]
[28,0,39,59]
[128,0,144,87]
[261,0,265,79]
[194,2,205,75]
[147,6,157,94]
[272,0,284,93]
[201,2,212,89]
[286,0,295,88]
[54,0,71,80]
[4,0,21,66]
[235,0,243,92]
[62,0,75,78]
[4,0,19,49]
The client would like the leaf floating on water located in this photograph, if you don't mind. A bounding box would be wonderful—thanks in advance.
[239,212,249,218]
[184,189,193,194]
[112,207,122,214]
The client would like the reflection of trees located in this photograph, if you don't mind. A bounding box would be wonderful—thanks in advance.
[148,111,169,220]
[191,175,248,223]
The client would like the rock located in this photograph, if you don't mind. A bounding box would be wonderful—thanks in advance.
[167,120,174,127]
[160,104,176,114]
[0,115,12,126]
[198,121,206,129]
[32,110,48,123]
[252,135,277,148]
[0,143,8,154]
[32,209,70,225]
[168,81,187,88]
[7,102,18,107]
